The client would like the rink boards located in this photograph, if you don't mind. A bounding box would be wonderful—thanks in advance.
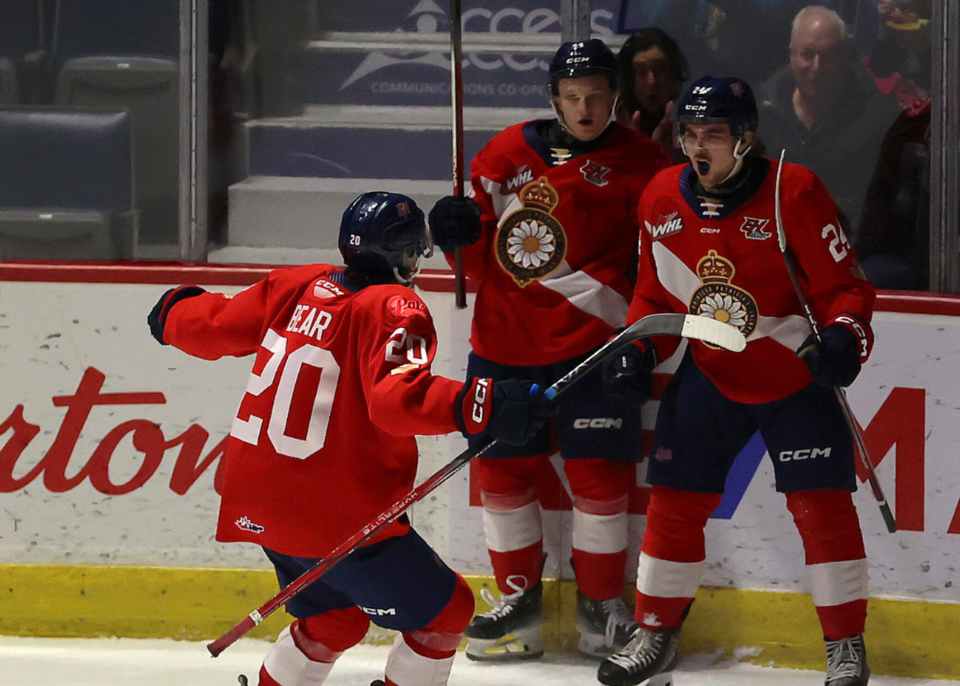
[0,264,958,678]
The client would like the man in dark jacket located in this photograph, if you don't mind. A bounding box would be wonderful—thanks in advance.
[757,5,901,239]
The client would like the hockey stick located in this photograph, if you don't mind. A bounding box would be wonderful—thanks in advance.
[449,0,467,309]
[206,313,745,657]
[774,150,897,533]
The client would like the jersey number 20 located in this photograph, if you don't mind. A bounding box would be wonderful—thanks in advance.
[231,329,340,459]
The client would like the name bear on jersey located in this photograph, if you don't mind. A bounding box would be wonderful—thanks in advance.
[285,304,333,341]
[495,177,567,286]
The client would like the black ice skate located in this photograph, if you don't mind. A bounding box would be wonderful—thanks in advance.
[825,634,870,685]
[575,590,639,658]
[597,625,680,686]
[464,579,544,661]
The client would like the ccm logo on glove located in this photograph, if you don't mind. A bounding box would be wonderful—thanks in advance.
[471,377,490,423]
[455,378,559,446]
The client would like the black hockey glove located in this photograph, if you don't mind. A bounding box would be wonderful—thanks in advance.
[147,285,206,345]
[428,195,482,254]
[601,338,658,405]
[797,323,862,388]
[456,377,559,446]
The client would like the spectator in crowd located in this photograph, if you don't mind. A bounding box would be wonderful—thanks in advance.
[615,27,689,162]
[615,28,688,148]
[757,5,901,238]
[429,39,670,663]
[854,104,931,290]
[697,0,807,87]
[865,0,932,113]
[853,0,932,290]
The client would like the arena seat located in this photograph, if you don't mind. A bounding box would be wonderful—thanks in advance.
[0,59,18,105]
[51,0,179,65]
[51,0,179,244]
[0,0,49,103]
[0,107,137,259]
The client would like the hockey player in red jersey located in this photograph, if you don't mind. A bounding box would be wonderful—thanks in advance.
[146,192,558,686]
[429,39,670,661]
[598,77,876,686]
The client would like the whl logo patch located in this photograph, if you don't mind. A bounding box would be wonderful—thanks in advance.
[504,166,534,193]
[646,212,684,240]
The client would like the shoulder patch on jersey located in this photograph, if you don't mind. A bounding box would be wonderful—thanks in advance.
[313,278,346,299]
[580,160,611,187]
[387,295,428,318]
[739,217,772,241]
[646,211,684,240]
[503,165,534,194]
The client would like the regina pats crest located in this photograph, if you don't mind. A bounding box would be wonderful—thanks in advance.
[495,177,567,286]
[689,249,758,342]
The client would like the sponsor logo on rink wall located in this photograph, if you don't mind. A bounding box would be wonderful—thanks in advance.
[0,280,958,602]
[303,0,620,107]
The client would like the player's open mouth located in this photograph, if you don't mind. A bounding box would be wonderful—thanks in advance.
[696,160,710,175]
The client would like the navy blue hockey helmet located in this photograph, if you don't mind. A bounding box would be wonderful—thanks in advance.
[549,39,618,92]
[339,192,432,283]
[676,76,759,138]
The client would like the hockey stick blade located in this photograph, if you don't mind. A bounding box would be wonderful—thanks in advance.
[206,313,744,658]
[621,312,745,352]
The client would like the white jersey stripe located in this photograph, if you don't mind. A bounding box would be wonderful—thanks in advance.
[479,174,519,220]
[571,508,629,554]
[482,501,542,552]
[539,261,630,328]
[752,313,812,350]
[809,558,870,607]
[636,552,705,598]
[651,241,811,350]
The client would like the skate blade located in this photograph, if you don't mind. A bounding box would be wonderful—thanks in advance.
[641,672,674,686]
[465,630,545,662]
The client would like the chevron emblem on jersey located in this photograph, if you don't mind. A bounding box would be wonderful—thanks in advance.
[740,216,772,240]
[580,160,611,187]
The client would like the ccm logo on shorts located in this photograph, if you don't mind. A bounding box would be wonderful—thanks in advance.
[573,417,623,429]
[778,447,832,462]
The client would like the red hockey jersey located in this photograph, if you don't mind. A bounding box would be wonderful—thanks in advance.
[459,120,670,366]
[629,159,876,404]
[163,264,465,557]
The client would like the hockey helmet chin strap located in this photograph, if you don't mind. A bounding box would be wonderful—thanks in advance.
[552,94,619,142]
[679,134,753,185]
[721,138,753,184]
